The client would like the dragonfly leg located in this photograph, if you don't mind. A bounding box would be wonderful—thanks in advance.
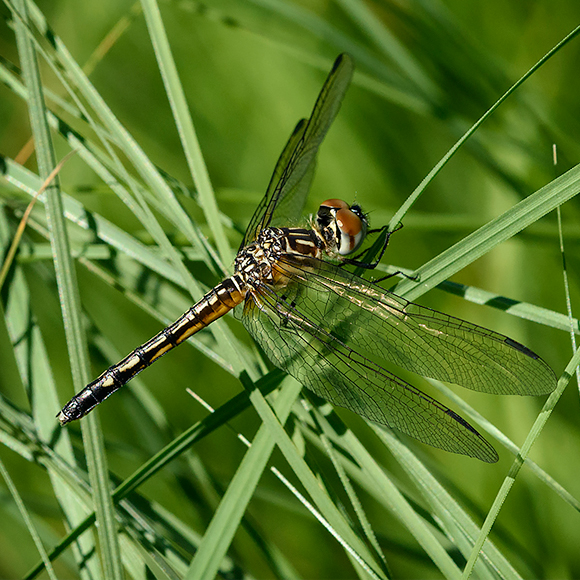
[371,269,420,284]
[339,221,420,284]
[341,222,403,269]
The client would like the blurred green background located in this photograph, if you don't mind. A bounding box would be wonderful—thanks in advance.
[1,0,580,578]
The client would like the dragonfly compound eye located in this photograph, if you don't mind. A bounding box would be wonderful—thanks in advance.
[317,199,367,255]
[316,199,348,228]
[334,207,367,255]
[319,198,349,210]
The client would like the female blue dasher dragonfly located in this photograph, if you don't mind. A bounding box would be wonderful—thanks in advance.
[58,54,556,462]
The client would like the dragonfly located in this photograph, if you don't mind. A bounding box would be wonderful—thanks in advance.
[58,54,557,462]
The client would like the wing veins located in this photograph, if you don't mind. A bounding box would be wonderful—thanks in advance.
[241,54,354,248]
[246,284,497,462]
[275,255,557,396]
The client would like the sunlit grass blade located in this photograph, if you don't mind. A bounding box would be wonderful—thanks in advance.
[0,210,103,577]
[185,377,308,580]
[463,347,580,577]
[387,24,580,233]
[24,370,285,579]
[303,395,389,574]
[2,156,185,284]
[0,53,225,271]
[297,400,464,579]
[395,162,580,301]
[0,151,75,289]
[11,0,122,576]
[373,428,523,580]
[141,0,231,266]
[186,374,391,580]
[13,0,222,310]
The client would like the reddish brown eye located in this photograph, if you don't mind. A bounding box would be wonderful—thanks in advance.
[316,199,368,255]
[335,208,362,236]
[320,198,349,210]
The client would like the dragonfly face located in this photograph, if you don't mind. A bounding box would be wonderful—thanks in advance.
[57,54,557,463]
[236,199,368,291]
[314,199,369,257]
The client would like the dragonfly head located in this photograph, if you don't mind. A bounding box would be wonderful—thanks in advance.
[315,199,368,256]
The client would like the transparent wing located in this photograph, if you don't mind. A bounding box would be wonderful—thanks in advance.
[241,54,354,249]
[241,255,557,461]
[274,255,557,396]
[243,281,498,462]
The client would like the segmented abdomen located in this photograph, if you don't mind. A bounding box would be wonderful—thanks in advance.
[57,277,246,424]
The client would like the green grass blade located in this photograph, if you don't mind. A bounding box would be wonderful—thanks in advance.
[374,428,522,580]
[431,378,580,512]
[304,395,389,574]
[387,24,580,232]
[22,0,217,291]
[0,212,103,577]
[141,0,232,267]
[395,162,580,301]
[463,347,580,577]
[11,0,122,576]
[185,377,306,580]
[307,402,470,579]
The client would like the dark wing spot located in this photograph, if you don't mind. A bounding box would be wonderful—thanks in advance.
[504,337,538,360]
[446,408,479,436]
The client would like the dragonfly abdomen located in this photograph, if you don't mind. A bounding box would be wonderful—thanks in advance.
[57,277,246,425]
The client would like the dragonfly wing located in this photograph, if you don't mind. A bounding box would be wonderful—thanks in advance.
[241,118,309,249]
[243,284,498,462]
[275,255,557,396]
[241,54,354,249]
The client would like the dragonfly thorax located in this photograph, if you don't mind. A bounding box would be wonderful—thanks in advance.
[314,199,368,256]
[235,228,288,288]
[235,200,369,290]
[235,226,323,289]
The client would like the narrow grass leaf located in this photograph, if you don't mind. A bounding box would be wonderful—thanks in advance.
[374,428,522,580]
[10,1,122,576]
[300,403,463,579]
[463,347,580,577]
[388,24,580,232]
[395,162,580,301]
[185,377,306,580]
[141,0,231,266]
[213,376,392,580]
[304,396,388,574]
